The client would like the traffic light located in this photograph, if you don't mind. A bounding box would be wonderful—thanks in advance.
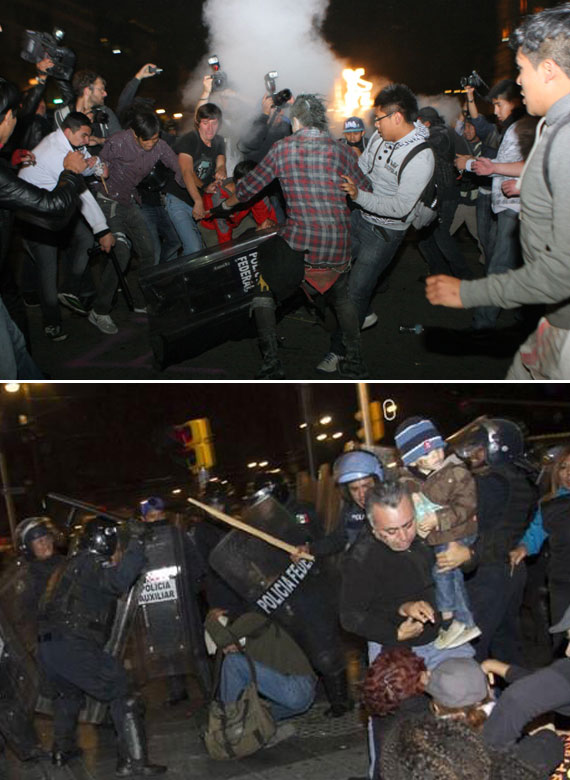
[355,402,385,443]
[173,418,216,472]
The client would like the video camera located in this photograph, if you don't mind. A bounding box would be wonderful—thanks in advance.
[460,70,489,94]
[20,28,76,81]
[208,55,227,91]
[264,71,292,108]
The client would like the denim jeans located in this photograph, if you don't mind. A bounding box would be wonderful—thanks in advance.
[219,653,316,721]
[475,190,497,268]
[164,193,203,257]
[472,208,519,329]
[0,297,43,379]
[433,534,477,626]
[93,197,155,315]
[330,210,405,354]
[140,203,181,265]
[418,194,474,279]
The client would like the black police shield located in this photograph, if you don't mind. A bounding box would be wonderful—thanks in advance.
[0,559,39,657]
[129,522,212,697]
[209,496,344,676]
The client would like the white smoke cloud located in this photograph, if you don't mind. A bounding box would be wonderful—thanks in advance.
[418,94,464,128]
[181,0,356,166]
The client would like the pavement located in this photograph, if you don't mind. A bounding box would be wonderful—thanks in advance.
[5,690,368,780]
[23,228,531,380]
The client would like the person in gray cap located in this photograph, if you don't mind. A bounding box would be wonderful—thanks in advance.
[338,116,367,157]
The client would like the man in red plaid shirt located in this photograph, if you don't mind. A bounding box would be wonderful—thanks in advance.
[215,93,372,379]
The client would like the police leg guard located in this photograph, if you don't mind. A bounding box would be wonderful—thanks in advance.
[0,703,47,762]
[115,696,167,777]
[251,296,284,380]
[321,670,354,718]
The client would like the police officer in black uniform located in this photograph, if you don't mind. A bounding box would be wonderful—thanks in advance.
[448,418,537,664]
[37,515,167,776]
[249,471,353,717]
[15,516,65,623]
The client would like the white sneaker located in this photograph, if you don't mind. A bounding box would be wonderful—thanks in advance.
[446,625,482,649]
[88,310,118,335]
[434,620,467,650]
[316,352,341,373]
[361,312,378,330]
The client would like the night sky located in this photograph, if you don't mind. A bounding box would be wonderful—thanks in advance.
[1,383,569,533]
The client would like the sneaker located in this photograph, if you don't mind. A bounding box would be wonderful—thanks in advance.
[361,312,378,330]
[433,620,467,650]
[133,304,148,314]
[446,625,482,649]
[58,292,88,316]
[316,352,341,373]
[88,310,118,335]
[44,325,68,342]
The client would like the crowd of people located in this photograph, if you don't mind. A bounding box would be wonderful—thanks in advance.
[1,3,569,379]
[3,411,570,779]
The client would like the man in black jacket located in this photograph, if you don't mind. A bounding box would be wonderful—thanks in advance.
[0,78,87,378]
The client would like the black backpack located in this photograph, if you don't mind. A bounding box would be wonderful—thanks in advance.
[397,141,438,229]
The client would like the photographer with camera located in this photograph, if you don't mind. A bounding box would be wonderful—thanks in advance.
[0,78,89,377]
[54,64,161,154]
[240,77,295,165]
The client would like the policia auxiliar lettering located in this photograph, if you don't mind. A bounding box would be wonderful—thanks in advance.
[37,516,167,776]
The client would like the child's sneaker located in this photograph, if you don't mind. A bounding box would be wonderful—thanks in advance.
[434,620,466,649]
[446,624,482,649]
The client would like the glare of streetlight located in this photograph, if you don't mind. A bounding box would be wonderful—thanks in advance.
[172,488,182,495]
[4,383,20,393]
[112,48,121,54]
[319,415,332,425]
[316,433,327,442]
[173,113,183,119]
[259,460,269,468]
[247,461,258,469]
[332,431,343,439]
[155,108,166,114]
[299,423,308,429]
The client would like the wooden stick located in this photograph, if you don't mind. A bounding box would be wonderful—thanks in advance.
[187,497,315,561]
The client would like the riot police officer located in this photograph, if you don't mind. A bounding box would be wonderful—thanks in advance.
[15,516,65,621]
[445,418,537,664]
[37,516,167,776]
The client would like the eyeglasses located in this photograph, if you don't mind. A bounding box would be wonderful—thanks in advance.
[374,112,396,124]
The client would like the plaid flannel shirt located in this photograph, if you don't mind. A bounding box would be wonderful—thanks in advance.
[235,127,371,269]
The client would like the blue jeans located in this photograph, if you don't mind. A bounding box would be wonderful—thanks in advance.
[330,210,405,354]
[220,653,316,721]
[433,534,477,626]
[418,193,474,279]
[164,193,203,257]
[472,208,520,329]
[0,297,43,379]
[140,203,181,265]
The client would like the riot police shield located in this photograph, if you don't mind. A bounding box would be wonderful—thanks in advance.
[0,601,42,760]
[129,522,212,697]
[0,558,39,656]
[209,496,344,677]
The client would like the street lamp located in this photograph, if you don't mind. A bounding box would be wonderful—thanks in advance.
[258,460,269,468]
[247,461,258,469]
[4,383,20,393]
[319,415,332,426]
[332,431,343,439]
[299,423,308,430]
[316,433,327,442]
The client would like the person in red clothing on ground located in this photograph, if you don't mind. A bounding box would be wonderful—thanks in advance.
[202,160,277,245]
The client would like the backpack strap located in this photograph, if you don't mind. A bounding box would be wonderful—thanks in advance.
[542,111,570,197]
[397,141,432,184]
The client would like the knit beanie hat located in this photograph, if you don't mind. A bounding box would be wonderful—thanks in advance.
[395,416,445,466]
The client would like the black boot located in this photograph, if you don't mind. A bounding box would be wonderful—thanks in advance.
[322,670,354,718]
[256,333,285,379]
[116,697,167,777]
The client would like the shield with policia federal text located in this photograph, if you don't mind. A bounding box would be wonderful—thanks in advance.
[208,496,344,676]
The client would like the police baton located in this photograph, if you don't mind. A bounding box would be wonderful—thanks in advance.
[48,492,129,530]
[88,245,135,311]
[187,497,315,561]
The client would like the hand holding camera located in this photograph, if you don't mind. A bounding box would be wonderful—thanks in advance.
[136,63,163,80]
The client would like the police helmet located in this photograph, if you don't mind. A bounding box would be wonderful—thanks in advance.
[449,417,524,466]
[333,450,384,484]
[15,516,57,560]
[251,471,289,504]
[140,496,165,518]
[80,516,118,557]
